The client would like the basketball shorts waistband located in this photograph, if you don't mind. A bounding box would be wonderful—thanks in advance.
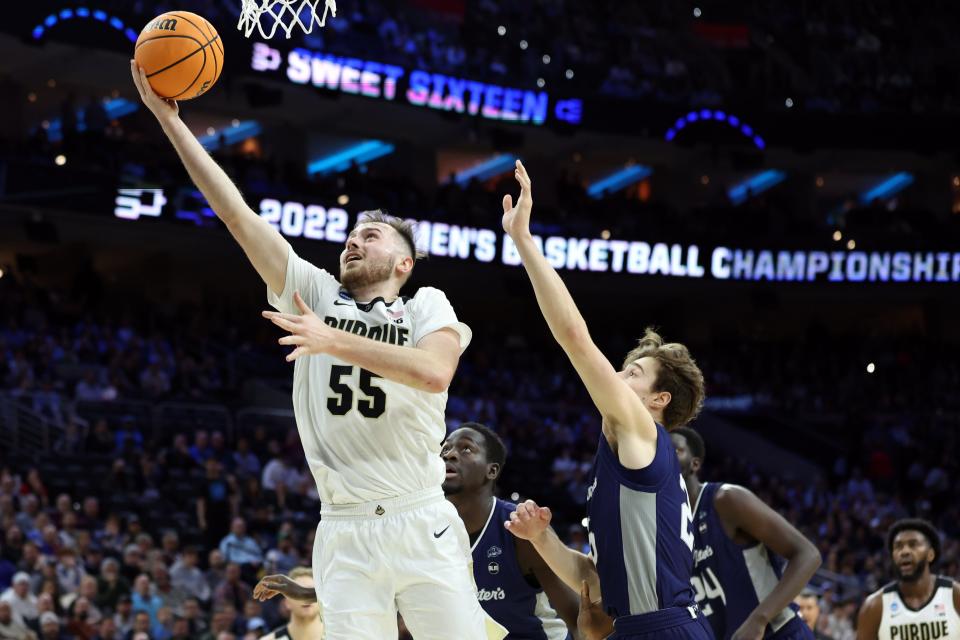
[319,486,445,520]
[613,604,702,634]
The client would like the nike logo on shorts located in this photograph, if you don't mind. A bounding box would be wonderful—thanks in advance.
[433,525,450,538]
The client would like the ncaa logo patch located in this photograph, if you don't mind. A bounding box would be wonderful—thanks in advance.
[699,522,708,533]
[486,546,502,558]
[487,562,500,575]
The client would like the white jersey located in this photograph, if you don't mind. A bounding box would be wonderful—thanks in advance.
[268,247,471,505]
[879,576,960,640]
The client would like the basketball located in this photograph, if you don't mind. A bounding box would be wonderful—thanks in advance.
[134,11,223,101]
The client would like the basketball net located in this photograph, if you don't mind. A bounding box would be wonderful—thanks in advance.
[238,0,336,39]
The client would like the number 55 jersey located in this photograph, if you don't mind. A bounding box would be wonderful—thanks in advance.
[691,482,811,640]
[268,247,472,505]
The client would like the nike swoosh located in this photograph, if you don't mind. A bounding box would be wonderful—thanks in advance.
[433,525,450,538]
[334,300,352,306]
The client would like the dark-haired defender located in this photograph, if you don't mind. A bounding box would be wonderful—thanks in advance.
[672,428,820,640]
[132,64,489,640]
[856,519,960,640]
[442,423,580,639]
[500,161,711,640]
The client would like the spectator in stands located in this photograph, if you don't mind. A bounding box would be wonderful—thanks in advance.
[1,572,38,627]
[130,574,162,630]
[169,547,209,604]
[152,564,186,611]
[213,564,251,614]
[218,520,261,574]
[0,599,36,640]
[112,595,135,636]
[125,610,152,640]
[92,616,119,640]
[189,432,213,465]
[65,596,98,639]
[231,438,260,480]
[796,591,834,640]
[94,558,129,612]
[197,460,235,549]
[38,611,67,640]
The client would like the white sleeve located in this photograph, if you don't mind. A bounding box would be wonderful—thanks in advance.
[409,287,472,353]
[267,246,339,314]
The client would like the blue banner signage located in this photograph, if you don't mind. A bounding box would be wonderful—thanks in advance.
[249,42,582,126]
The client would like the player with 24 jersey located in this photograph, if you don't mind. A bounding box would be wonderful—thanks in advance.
[672,427,821,640]
[500,160,712,640]
[131,63,496,640]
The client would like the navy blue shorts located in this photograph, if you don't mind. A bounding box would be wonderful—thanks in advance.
[770,617,814,640]
[612,606,715,640]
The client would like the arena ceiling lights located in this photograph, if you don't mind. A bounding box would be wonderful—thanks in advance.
[664,110,766,149]
[451,154,518,187]
[32,7,139,43]
[859,172,914,204]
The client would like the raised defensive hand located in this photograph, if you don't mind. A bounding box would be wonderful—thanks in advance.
[504,499,552,542]
[262,291,335,362]
[501,159,533,240]
[130,59,179,121]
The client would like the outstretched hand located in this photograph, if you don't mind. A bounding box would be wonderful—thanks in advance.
[501,160,533,240]
[130,59,179,121]
[253,574,316,603]
[504,499,552,543]
[262,291,336,362]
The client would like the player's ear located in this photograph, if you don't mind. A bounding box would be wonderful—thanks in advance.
[691,456,702,475]
[650,390,671,410]
[395,254,414,276]
[486,463,500,481]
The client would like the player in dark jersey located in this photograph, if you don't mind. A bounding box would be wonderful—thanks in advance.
[442,422,580,639]
[671,428,820,640]
[856,519,960,640]
[500,161,712,640]
[254,567,324,640]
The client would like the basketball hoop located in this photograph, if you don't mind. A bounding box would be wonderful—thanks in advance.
[238,0,336,39]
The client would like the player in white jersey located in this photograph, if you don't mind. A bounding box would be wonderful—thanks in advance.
[857,519,960,640]
[131,63,491,640]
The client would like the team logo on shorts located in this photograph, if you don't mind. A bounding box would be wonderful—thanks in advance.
[486,546,502,558]
[375,505,385,516]
[487,562,500,575]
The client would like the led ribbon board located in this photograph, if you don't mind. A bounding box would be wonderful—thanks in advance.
[113,189,960,284]
[249,42,584,127]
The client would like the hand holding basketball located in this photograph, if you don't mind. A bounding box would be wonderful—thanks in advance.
[501,160,534,240]
[504,499,552,543]
[131,60,179,121]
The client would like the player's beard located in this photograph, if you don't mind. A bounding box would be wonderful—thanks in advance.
[340,255,394,292]
[894,559,928,582]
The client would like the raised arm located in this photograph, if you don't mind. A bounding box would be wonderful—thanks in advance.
[263,292,462,393]
[501,161,654,441]
[516,537,582,636]
[505,500,601,598]
[130,60,289,295]
[714,485,822,640]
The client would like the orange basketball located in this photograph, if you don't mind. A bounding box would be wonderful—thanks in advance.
[134,11,223,101]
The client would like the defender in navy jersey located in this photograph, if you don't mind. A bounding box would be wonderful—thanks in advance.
[442,423,579,639]
[672,428,820,640]
[500,161,712,640]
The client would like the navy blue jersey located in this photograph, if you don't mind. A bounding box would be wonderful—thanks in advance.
[586,424,697,620]
[691,482,810,640]
[473,498,571,640]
